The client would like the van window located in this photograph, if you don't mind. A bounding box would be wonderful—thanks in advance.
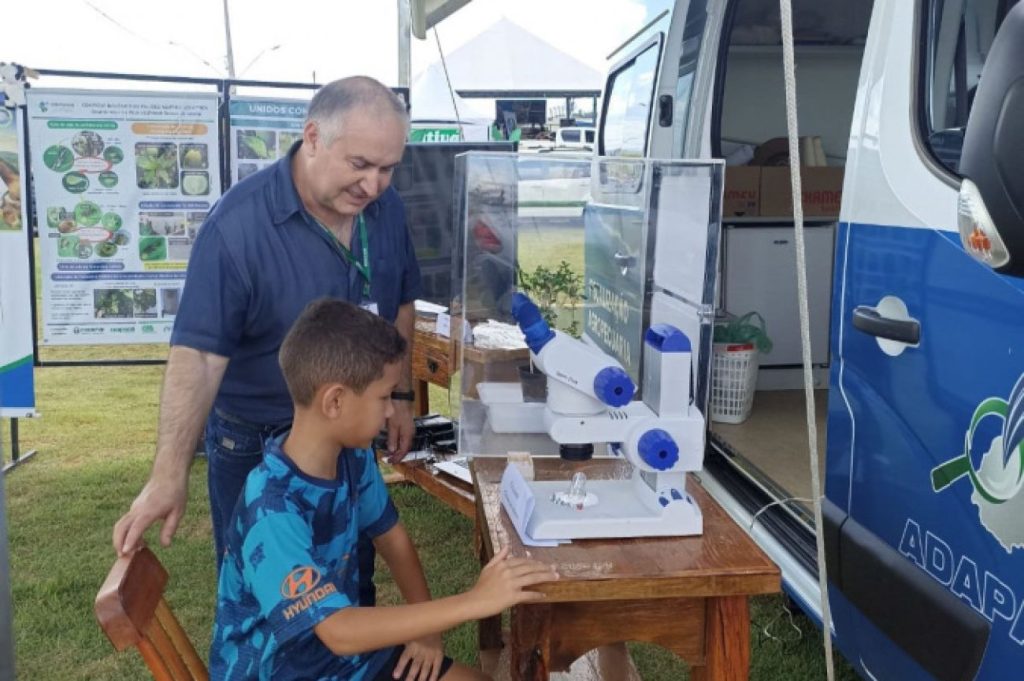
[715,0,872,166]
[674,0,709,155]
[584,129,595,144]
[921,0,1019,174]
[561,129,581,143]
[601,40,661,158]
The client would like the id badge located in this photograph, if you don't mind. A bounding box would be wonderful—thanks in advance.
[360,300,379,316]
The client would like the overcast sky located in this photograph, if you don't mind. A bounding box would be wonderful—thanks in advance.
[8,0,647,87]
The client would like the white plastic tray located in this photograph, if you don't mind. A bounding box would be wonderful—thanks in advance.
[477,382,546,433]
[477,381,524,404]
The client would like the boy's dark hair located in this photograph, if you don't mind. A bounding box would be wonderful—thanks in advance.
[279,298,406,406]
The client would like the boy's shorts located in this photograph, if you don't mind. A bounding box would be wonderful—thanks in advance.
[371,645,455,681]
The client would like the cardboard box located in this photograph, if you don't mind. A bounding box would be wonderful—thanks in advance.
[759,166,844,218]
[723,166,761,217]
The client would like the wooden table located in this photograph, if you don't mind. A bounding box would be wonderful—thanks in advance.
[380,452,476,520]
[411,319,529,415]
[396,320,529,518]
[411,321,457,415]
[471,457,780,681]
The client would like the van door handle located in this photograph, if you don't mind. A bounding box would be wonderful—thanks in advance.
[852,306,920,344]
[613,251,636,275]
[658,94,673,127]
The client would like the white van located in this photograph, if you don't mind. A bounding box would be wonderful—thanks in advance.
[595,1,1024,679]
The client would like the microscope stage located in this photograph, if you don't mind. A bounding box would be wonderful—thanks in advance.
[525,479,703,540]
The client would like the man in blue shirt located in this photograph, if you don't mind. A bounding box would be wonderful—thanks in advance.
[113,77,420,605]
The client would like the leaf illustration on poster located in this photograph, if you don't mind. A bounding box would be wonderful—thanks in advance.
[26,89,221,346]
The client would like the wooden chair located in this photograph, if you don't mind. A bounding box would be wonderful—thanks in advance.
[95,547,209,681]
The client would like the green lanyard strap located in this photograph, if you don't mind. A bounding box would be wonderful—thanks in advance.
[318,214,371,297]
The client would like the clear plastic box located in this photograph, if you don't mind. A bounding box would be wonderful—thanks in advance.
[450,153,724,457]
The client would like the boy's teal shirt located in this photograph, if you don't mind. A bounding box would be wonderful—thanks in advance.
[210,434,399,680]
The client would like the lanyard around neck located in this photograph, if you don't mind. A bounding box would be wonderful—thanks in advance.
[317,214,371,297]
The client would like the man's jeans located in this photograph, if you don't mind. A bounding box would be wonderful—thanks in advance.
[204,408,377,605]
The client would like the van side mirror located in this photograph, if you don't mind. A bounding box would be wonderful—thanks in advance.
[958,2,1024,275]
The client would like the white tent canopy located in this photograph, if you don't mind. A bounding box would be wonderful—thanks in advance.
[410,62,492,141]
[411,63,493,123]
[426,17,602,96]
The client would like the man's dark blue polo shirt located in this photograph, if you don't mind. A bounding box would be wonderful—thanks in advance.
[171,144,421,426]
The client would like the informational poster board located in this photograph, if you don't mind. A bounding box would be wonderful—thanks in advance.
[227,90,410,185]
[27,90,221,345]
[228,97,309,184]
[0,106,35,416]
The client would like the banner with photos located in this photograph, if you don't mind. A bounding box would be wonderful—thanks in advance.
[27,89,221,345]
[0,105,35,414]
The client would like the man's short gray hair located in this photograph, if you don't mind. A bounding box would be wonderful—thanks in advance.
[307,76,409,146]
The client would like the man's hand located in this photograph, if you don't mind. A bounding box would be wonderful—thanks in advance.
[386,399,416,462]
[112,476,188,556]
[112,346,227,556]
[392,633,444,681]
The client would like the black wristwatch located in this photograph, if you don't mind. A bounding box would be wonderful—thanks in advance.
[391,390,416,402]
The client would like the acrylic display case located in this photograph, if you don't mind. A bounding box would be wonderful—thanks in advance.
[449,152,724,460]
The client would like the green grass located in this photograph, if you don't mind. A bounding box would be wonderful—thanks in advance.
[6,360,857,680]
[518,226,584,276]
[5,231,857,679]
[517,227,586,334]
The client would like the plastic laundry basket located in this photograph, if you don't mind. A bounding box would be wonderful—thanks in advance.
[710,342,759,424]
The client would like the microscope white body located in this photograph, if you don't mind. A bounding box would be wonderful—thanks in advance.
[500,293,705,539]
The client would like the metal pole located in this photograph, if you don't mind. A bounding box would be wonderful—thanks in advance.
[222,0,237,78]
[19,106,39,370]
[2,421,35,474]
[0,441,16,681]
[221,80,232,193]
[398,0,412,88]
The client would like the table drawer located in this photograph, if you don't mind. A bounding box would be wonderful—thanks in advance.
[413,341,452,387]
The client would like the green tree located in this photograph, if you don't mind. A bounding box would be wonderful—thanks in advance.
[516,260,583,337]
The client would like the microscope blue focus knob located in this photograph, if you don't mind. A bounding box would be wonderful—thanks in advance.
[510,293,555,353]
[593,366,635,407]
[637,429,679,471]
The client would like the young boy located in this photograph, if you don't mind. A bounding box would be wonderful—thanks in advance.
[210,299,557,681]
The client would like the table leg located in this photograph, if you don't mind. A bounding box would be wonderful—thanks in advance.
[473,540,501,647]
[413,379,429,416]
[476,507,502,653]
[510,604,552,681]
[692,596,750,681]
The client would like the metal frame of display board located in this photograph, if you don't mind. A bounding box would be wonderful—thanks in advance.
[25,68,408,369]
[0,448,15,681]
[23,70,224,370]
[2,421,36,474]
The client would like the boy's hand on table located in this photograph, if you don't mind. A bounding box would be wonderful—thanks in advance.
[393,633,444,681]
[469,546,559,617]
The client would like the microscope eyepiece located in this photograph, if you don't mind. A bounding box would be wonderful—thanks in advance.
[511,292,555,353]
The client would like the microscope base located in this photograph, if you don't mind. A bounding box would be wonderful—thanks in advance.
[525,477,704,540]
